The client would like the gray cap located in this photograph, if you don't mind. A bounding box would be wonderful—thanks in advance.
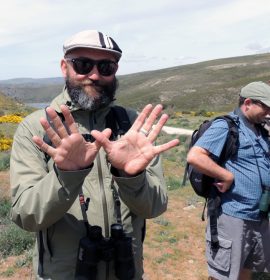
[63,30,122,61]
[240,81,270,107]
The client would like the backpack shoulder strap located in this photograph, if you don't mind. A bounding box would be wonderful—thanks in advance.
[106,105,131,139]
[217,115,239,162]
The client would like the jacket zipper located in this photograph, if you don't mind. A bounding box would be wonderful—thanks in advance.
[96,152,110,280]
[96,152,110,237]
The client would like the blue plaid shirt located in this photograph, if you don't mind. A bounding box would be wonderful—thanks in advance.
[195,110,270,221]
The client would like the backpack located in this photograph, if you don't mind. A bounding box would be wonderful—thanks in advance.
[182,115,239,198]
[181,115,239,248]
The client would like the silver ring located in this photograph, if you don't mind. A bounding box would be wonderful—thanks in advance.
[140,128,149,136]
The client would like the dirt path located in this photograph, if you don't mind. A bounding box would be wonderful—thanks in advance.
[162,126,193,135]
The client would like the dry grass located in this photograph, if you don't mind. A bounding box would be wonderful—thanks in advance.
[143,188,207,280]
[0,170,207,279]
[0,171,10,199]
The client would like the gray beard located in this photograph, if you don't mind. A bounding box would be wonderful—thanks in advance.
[66,78,117,111]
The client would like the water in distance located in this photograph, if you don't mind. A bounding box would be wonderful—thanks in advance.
[26,103,50,109]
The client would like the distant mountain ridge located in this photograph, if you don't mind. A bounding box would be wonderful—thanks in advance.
[0,77,64,85]
[1,53,270,112]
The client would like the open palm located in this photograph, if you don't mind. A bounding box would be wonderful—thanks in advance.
[33,105,110,171]
[91,104,180,175]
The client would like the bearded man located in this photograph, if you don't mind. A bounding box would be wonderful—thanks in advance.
[10,30,179,280]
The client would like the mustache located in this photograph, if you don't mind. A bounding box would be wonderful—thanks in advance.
[81,80,102,87]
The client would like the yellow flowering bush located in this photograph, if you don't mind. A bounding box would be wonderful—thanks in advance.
[0,137,13,151]
[174,111,183,118]
[0,114,23,123]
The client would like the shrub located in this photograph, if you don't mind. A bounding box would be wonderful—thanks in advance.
[0,198,11,220]
[166,176,181,190]
[0,152,10,170]
[0,223,35,258]
[0,114,23,123]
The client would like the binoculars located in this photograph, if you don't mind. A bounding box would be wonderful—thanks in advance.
[259,186,270,217]
[75,223,135,280]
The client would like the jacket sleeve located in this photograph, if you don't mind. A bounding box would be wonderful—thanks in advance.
[113,154,168,219]
[10,114,91,232]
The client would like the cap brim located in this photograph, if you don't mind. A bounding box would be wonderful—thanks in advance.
[261,100,270,107]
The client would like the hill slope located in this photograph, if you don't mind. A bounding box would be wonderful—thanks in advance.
[1,53,270,112]
[0,91,31,115]
[116,53,270,111]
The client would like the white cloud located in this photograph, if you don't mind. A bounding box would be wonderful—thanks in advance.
[1,0,270,79]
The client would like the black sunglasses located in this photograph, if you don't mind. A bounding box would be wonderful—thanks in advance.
[66,57,117,76]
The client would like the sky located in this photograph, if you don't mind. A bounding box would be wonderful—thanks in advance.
[1,0,270,80]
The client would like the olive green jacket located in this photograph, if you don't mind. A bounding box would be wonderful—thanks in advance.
[10,89,168,280]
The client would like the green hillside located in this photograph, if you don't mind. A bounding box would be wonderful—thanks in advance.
[0,91,32,115]
[116,53,270,111]
[1,53,270,112]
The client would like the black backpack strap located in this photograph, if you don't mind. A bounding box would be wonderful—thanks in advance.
[106,105,131,139]
[37,231,44,276]
[181,128,199,187]
[218,115,239,162]
[181,162,189,187]
[207,115,238,248]
[207,191,221,249]
[107,106,148,243]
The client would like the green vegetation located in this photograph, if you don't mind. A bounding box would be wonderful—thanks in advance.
[0,196,35,259]
[116,53,270,112]
[0,152,10,170]
[0,223,35,258]
[0,198,11,221]
[0,91,33,116]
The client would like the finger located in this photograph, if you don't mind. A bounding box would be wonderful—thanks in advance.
[90,130,112,152]
[130,104,153,131]
[214,182,226,193]
[101,128,112,139]
[91,128,112,150]
[153,139,180,154]
[40,117,62,147]
[33,136,56,157]
[60,105,79,134]
[142,104,163,132]
[147,114,168,142]
[46,107,69,138]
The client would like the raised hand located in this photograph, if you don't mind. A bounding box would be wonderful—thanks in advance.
[91,104,180,175]
[33,105,111,171]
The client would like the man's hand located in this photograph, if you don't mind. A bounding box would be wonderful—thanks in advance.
[188,146,234,193]
[33,105,111,171]
[213,171,234,193]
[91,104,180,175]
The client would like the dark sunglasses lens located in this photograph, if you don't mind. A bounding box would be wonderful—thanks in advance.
[71,58,117,76]
[97,61,117,76]
[72,58,94,75]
